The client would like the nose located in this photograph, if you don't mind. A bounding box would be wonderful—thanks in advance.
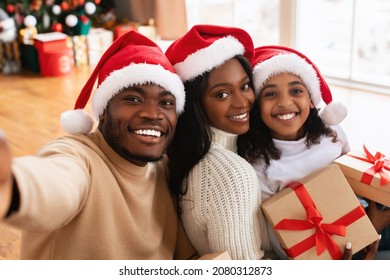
[138,103,164,120]
[231,92,248,109]
[277,93,293,108]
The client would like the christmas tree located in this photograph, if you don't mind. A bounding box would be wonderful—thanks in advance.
[0,0,114,35]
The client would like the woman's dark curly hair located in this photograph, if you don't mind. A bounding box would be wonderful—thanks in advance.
[237,97,338,168]
[167,55,254,214]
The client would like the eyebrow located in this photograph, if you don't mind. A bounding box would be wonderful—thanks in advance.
[261,80,306,91]
[124,86,174,97]
[208,75,249,91]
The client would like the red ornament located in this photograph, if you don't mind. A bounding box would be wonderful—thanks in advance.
[30,0,43,11]
[60,1,69,11]
[80,14,90,24]
[94,0,101,5]
[51,22,63,32]
[6,4,16,14]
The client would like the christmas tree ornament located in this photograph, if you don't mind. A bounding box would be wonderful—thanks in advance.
[84,2,96,15]
[52,5,61,15]
[23,15,37,27]
[65,14,78,27]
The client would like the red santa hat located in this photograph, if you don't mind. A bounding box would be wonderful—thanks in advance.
[165,24,254,81]
[252,45,347,126]
[61,30,185,135]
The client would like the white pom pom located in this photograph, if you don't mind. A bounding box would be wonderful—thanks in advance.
[24,15,37,27]
[52,5,62,15]
[65,14,78,27]
[85,2,97,15]
[61,109,94,134]
[319,101,348,126]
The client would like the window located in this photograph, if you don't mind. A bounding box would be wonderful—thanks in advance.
[185,0,280,46]
[184,0,390,93]
[295,0,390,90]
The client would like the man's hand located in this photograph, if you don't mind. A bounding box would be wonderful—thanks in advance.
[365,200,390,233]
[0,130,13,219]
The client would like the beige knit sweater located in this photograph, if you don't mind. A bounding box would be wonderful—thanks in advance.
[180,128,270,260]
[5,130,195,260]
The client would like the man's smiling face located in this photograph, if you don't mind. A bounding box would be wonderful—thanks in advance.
[99,83,177,166]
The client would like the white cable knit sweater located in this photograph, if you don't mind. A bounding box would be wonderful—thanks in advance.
[180,127,269,260]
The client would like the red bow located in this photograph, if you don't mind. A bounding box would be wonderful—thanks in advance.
[349,145,390,186]
[274,182,365,259]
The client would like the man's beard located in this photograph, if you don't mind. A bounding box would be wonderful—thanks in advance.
[103,117,163,164]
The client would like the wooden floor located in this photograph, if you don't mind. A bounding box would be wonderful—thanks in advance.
[0,67,389,259]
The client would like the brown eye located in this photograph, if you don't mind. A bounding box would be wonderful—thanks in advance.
[216,92,229,99]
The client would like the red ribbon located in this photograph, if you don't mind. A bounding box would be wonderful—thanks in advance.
[274,182,366,259]
[348,145,390,186]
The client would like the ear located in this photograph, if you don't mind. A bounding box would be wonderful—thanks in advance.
[99,108,107,122]
[309,101,315,109]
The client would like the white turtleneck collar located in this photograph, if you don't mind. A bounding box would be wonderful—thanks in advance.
[272,136,308,157]
[210,127,238,153]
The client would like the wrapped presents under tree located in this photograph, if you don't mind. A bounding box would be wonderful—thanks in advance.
[34,32,73,76]
[86,27,113,65]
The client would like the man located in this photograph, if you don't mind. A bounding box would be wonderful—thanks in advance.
[0,30,196,260]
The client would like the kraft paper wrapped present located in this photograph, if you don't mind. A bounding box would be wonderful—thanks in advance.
[334,145,390,207]
[261,164,378,260]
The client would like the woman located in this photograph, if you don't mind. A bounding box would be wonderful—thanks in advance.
[165,25,271,260]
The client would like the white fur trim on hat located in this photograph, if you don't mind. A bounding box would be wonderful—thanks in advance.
[92,63,185,120]
[319,101,348,126]
[253,53,321,106]
[174,36,245,81]
[61,109,94,134]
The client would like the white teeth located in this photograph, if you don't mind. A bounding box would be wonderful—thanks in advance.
[231,112,247,119]
[134,129,162,137]
[276,113,296,120]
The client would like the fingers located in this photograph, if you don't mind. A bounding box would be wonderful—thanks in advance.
[0,130,12,184]
[362,235,381,260]
[367,199,376,209]
[342,241,353,260]
[0,130,13,219]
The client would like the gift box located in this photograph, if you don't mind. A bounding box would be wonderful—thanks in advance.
[261,164,378,260]
[20,44,39,73]
[68,35,89,67]
[38,49,74,77]
[34,32,73,77]
[34,32,68,53]
[86,28,114,65]
[334,146,390,207]
[113,22,138,40]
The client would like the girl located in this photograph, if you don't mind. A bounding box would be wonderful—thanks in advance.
[238,45,383,259]
[165,25,271,260]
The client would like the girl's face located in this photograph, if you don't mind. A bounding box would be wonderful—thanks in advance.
[258,73,314,140]
[202,58,255,135]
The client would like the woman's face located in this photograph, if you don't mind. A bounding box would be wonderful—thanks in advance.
[258,73,314,140]
[201,58,255,135]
